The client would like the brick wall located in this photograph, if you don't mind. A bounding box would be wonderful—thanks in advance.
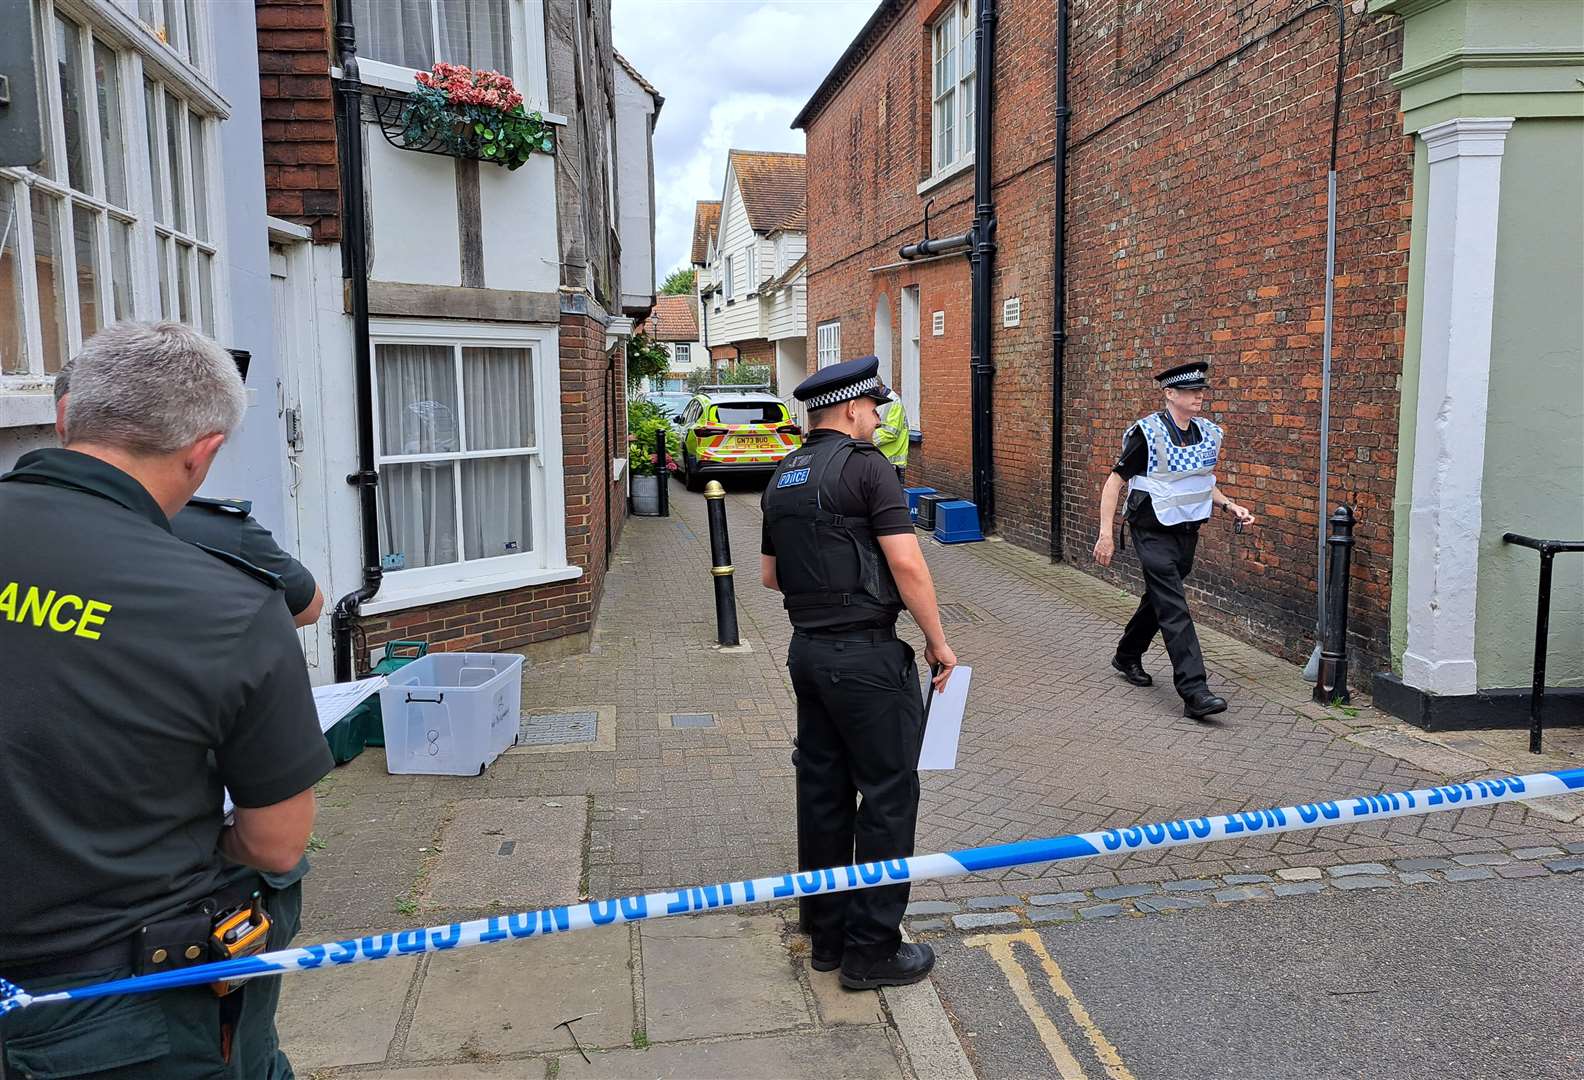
[802,0,1409,674]
[803,0,1058,538]
[1060,1,1411,673]
[256,0,340,242]
[708,338,776,367]
[358,313,627,657]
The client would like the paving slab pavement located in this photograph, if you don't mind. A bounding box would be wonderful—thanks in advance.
[404,924,633,1059]
[555,1028,906,1080]
[423,797,586,910]
[640,913,810,1042]
[275,929,422,1072]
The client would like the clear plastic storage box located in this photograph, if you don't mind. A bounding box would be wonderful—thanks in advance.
[379,652,524,776]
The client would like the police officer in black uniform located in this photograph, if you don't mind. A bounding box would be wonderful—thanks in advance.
[761,355,957,991]
[0,321,332,1077]
[1094,361,1256,720]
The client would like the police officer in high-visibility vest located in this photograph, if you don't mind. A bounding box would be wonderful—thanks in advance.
[0,321,331,1076]
[761,355,956,991]
[872,391,910,481]
[1094,361,1256,720]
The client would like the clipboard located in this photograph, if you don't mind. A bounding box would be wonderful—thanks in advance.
[918,663,970,771]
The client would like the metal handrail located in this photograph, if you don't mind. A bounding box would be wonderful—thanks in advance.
[1500,532,1584,753]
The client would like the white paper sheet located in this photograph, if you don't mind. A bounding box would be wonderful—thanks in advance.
[918,665,970,771]
[312,676,388,734]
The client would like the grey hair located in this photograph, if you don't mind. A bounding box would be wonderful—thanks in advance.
[63,321,247,453]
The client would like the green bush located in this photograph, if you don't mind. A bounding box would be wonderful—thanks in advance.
[628,398,681,477]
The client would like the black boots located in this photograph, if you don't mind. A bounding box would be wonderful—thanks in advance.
[1183,691,1228,720]
[810,943,842,973]
[838,942,936,991]
[1111,655,1153,686]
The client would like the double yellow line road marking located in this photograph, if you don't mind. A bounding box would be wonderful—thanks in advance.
[963,930,1136,1080]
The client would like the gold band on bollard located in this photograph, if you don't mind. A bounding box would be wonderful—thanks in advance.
[703,481,726,499]
[711,565,734,576]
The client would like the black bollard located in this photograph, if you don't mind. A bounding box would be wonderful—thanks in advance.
[655,428,670,518]
[1312,505,1356,705]
[703,481,740,646]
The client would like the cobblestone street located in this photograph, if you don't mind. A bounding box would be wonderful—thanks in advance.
[285,485,1584,1076]
[302,485,1584,938]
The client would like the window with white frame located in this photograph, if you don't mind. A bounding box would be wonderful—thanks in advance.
[1,0,223,381]
[746,245,757,294]
[723,254,734,302]
[931,0,976,176]
[817,320,841,368]
[350,0,512,76]
[372,326,562,584]
[673,343,691,367]
[135,0,206,68]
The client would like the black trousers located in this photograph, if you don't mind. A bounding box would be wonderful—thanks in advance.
[1116,525,1209,699]
[787,631,924,962]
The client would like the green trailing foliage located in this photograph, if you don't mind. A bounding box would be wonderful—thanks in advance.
[626,332,671,392]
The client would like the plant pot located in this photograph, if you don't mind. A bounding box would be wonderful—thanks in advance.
[631,474,660,516]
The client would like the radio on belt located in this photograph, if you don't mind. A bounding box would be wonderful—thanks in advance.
[209,896,271,996]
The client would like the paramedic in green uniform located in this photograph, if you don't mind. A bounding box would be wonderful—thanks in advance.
[0,321,332,1077]
[52,354,324,1079]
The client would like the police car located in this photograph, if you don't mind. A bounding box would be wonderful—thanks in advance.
[676,387,802,492]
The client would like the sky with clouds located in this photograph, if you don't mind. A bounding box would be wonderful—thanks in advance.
[611,0,877,283]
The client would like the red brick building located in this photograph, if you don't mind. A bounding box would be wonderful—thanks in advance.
[797,0,1412,672]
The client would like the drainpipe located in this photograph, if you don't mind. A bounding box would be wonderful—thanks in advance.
[1305,0,1347,682]
[898,0,997,526]
[330,13,382,682]
[1048,0,1069,562]
[966,0,999,527]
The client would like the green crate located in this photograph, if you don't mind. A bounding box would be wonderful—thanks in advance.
[323,642,428,763]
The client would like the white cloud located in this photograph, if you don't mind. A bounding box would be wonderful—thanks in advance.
[612,0,877,281]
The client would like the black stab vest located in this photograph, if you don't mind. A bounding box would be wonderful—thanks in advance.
[762,435,904,631]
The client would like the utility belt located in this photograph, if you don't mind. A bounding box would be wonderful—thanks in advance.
[792,625,898,643]
[0,876,272,996]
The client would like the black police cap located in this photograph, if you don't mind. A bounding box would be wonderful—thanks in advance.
[1155,361,1209,390]
[793,355,893,407]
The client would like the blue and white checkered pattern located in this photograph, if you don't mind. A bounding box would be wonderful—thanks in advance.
[1138,414,1220,475]
[803,376,880,409]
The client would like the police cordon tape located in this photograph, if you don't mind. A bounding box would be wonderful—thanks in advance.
[3,767,1580,1015]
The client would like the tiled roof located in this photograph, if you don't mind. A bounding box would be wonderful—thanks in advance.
[760,254,807,294]
[729,150,806,234]
[642,294,699,342]
[613,50,663,111]
[691,201,721,265]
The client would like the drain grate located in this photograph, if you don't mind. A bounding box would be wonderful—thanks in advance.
[936,603,982,625]
[518,711,599,746]
[668,712,717,728]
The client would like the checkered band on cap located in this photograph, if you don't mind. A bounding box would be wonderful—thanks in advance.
[1160,368,1207,388]
[804,375,880,408]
